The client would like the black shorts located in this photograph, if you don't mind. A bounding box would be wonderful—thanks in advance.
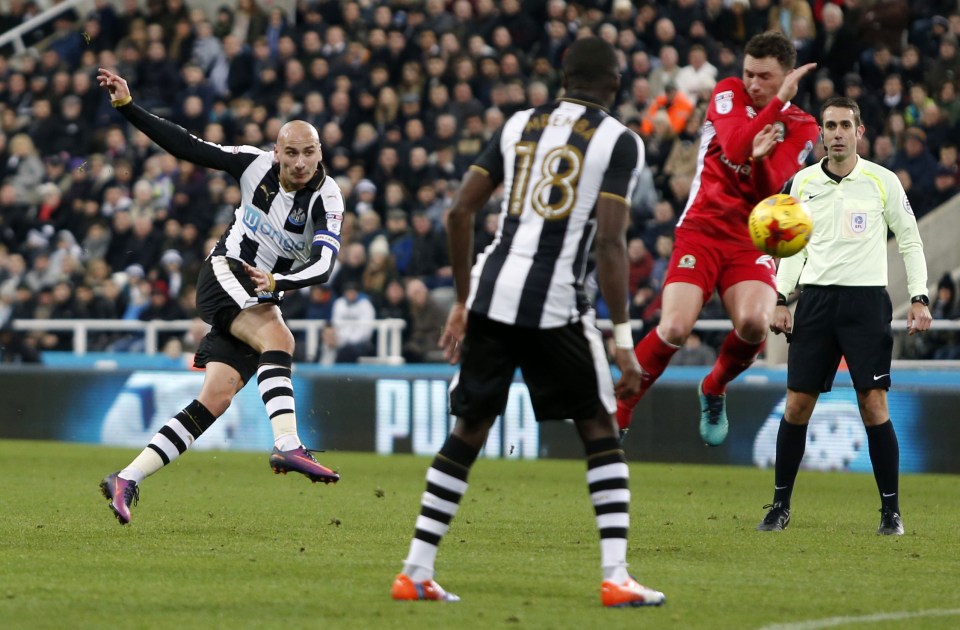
[193,256,279,383]
[449,311,615,422]
[787,285,893,392]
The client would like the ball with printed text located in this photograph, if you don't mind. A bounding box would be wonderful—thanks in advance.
[748,194,813,258]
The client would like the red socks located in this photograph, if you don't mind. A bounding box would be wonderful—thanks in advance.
[702,330,764,396]
[615,329,680,430]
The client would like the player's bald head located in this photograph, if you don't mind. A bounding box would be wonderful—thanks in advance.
[277,120,320,148]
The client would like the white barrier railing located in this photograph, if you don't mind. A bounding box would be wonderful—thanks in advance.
[597,319,960,332]
[0,0,92,54]
[11,318,407,363]
[11,317,960,363]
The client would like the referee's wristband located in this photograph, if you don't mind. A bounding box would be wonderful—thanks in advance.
[613,323,634,349]
[776,292,787,307]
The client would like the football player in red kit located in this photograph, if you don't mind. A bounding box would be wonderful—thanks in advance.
[618,32,819,445]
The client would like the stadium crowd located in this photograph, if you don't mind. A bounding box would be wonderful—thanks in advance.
[1,0,960,363]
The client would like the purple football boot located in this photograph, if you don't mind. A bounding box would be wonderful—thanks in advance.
[100,472,139,525]
[269,446,340,484]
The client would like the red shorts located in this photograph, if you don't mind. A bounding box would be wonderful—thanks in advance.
[664,228,777,303]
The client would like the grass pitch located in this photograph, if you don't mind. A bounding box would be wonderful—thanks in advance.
[1,440,958,630]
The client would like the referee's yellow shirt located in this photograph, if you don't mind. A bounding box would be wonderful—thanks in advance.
[776,156,928,298]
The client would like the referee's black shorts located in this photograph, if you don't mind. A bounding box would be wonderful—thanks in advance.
[787,285,893,393]
[449,311,616,422]
[193,256,280,383]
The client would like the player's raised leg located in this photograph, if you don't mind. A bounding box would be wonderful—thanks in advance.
[699,280,775,446]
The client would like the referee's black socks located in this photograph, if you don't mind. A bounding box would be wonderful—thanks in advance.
[866,420,900,514]
[773,417,808,508]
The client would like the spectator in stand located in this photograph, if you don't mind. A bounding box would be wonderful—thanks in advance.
[659,111,702,193]
[407,209,451,288]
[883,110,908,152]
[316,325,339,366]
[842,74,883,134]
[332,241,368,295]
[891,127,938,201]
[812,3,859,88]
[675,44,718,104]
[807,76,837,122]
[904,83,935,128]
[627,237,654,297]
[354,193,383,239]
[305,284,336,322]
[402,277,447,364]
[937,143,959,186]
[926,34,960,92]
[640,83,694,138]
[6,134,44,204]
[27,99,61,157]
[930,165,960,209]
[930,273,960,360]
[362,235,397,305]
[918,100,951,159]
[897,44,925,88]
[376,277,411,330]
[330,281,376,363]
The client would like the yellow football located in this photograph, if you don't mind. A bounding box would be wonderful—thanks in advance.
[748,194,814,258]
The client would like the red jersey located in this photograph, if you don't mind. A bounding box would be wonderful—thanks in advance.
[676,76,819,247]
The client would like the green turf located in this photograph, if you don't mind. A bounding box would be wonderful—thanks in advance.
[1,440,958,630]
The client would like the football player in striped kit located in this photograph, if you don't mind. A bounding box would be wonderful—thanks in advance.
[391,38,665,608]
[96,68,343,525]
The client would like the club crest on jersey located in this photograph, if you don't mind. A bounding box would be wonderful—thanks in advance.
[715,90,734,115]
[772,121,786,142]
[287,204,307,227]
[851,212,866,233]
[678,254,696,269]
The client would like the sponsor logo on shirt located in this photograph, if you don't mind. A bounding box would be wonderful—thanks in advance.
[715,90,734,115]
[678,254,696,269]
[720,153,751,176]
[798,140,813,165]
[755,254,776,271]
[746,106,756,119]
[242,204,308,253]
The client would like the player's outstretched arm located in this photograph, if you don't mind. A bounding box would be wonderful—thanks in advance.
[97,67,131,104]
[96,67,257,179]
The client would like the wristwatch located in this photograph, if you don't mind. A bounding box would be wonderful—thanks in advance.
[911,295,930,306]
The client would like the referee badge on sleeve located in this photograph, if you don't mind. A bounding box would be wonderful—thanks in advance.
[903,194,914,216]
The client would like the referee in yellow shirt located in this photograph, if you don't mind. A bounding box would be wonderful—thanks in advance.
[757,96,933,536]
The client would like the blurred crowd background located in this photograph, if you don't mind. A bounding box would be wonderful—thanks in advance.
[1,0,960,364]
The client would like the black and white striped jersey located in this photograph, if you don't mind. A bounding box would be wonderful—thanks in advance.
[117,103,343,292]
[467,97,645,328]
